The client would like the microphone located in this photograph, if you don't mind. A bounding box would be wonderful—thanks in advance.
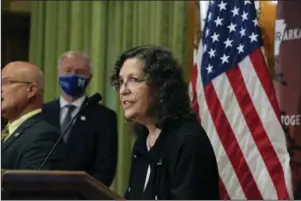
[38,93,102,170]
[83,93,102,107]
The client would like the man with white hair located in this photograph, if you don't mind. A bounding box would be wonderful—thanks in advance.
[42,51,118,187]
[1,61,66,170]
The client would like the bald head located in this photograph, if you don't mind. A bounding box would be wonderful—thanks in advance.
[2,61,45,121]
[3,61,44,92]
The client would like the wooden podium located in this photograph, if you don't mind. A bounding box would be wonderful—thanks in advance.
[1,170,124,200]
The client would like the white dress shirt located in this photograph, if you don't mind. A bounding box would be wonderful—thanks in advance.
[144,140,151,191]
[59,95,86,126]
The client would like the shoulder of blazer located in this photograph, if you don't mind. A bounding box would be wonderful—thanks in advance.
[19,113,45,131]
[90,103,117,118]
[42,99,60,110]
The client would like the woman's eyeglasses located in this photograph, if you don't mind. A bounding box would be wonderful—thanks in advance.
[112,77,146,92]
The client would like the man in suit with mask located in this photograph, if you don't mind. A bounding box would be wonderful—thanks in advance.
[42,51,118,187]
[1,61,66,170]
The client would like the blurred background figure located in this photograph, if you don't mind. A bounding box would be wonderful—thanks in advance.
[42,51,118,186]
[1,61,66,170]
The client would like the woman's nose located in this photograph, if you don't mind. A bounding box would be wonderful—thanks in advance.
[119,84,130,95]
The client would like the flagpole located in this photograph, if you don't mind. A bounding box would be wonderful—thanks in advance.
[186,0,197,81]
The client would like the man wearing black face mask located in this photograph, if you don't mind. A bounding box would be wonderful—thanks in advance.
[42,51,118,187]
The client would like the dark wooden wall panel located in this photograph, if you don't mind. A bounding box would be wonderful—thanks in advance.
[1,11,30,68]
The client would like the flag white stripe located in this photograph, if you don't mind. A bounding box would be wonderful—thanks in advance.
[195,64,246,199]
[239,57,294,199]
[212,72,278,199]
[196,40,204,70]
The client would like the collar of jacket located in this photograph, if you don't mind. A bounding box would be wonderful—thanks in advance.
[132,117,186,164]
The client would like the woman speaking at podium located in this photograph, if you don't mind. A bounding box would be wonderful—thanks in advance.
[111,45,219,200]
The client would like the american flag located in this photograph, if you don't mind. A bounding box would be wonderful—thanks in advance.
[190,0,293,199]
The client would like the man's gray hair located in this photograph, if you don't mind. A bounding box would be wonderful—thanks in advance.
[57,51,93,72]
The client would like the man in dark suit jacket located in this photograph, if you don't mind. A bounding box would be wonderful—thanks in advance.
[1,61,66,170]
[42,51,118,187]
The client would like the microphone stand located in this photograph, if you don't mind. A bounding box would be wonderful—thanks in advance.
[38,102,89,170]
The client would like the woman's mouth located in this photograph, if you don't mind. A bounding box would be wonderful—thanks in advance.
[123,100,134,109]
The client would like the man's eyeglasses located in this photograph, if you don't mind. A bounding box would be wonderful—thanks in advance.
[112,77,146,92]
[2,79,34,86]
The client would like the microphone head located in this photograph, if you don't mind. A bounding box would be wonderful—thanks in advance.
[87,93,102,105]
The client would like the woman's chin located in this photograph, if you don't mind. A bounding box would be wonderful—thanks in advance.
[124,111,137,121]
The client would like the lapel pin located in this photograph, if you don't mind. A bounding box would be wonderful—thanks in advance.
[14,132,21,137]
[157,159,163,166]
[80,116,86,121]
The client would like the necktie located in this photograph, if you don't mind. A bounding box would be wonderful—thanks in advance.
[1,125,10,142]
[61,105,76,142]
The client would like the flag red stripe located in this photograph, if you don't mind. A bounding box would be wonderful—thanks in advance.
[249,49,281,121]
[226,65,289,199]
[191,63,201,123]
[204,82,263,199]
